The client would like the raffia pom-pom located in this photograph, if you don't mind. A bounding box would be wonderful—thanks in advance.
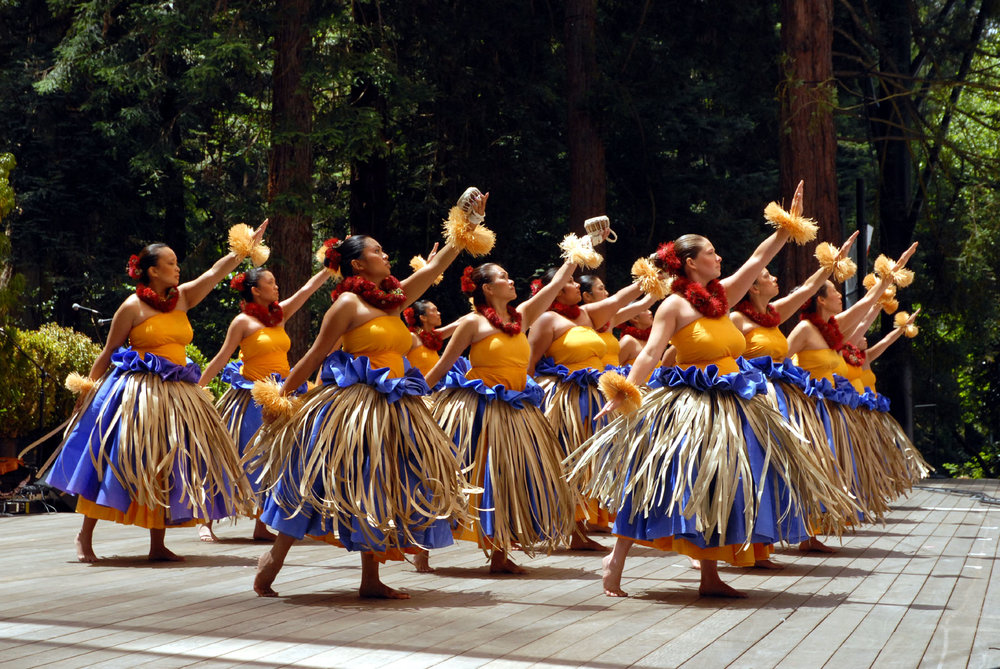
[881,296,899,314]
[598,371,642,415]
[444,207,495,256]
[863,272,877,291]
[874,254,913,287]
[249,244,270,267]
[410,254,443,285]
[894,311,919,338]
[893,267,915,288]
[229,224,256,259]
[763,201,818,245]
[559,233,603,268]
[65,372,96,395]
[834,257,857,283]
[631,257,668,299]
[251,377,302,421]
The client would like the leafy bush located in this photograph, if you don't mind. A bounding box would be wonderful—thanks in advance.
[0,324,100,438]
[185,342,227,400]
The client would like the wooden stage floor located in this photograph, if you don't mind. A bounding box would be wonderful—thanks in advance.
[1,478,998,668]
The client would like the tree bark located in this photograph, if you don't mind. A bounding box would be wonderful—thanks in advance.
[778,0,839,294]
[565,0,606,241]
[268,0,314,364]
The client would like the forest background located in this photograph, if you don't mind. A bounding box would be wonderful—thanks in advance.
[0,0,997,476]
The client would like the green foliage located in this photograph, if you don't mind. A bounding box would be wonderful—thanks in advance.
[185,342,226,400]
[0,323,100,438]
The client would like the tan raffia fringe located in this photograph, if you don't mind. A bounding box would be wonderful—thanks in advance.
[433,387,577,555]
[564,385,811,546]
[248,382,470,550]
[88,372,254,520]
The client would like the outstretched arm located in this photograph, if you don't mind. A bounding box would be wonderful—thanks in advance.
[424,315,477,388]
[282,300,353,393]
[722,229,790,307]
[199,318,249,387]
[519,261,577,328]
[837,242,918,334]
[181,220,268,309]
[584,283,643,330]
[280,269,330,320]
[866,308,920,362]
[774,231,859,323]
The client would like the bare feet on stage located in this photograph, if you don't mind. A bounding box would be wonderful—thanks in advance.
[570,522,611,552]
[360,552,409,599]
[753,559,784,570]
[602,537,634,597]
[688,557,701,570]
[489,550,527,575]
[76,517,99,562]
[252,520,277,542]
[413,549,434,573]
[698,560,747,598]
[254,532,294,597]
[198,522,219,543]
[148,529,184,562]
[799,536,836,553]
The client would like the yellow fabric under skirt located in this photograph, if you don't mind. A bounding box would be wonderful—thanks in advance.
[625,534,771,566]
[76,498,200,529]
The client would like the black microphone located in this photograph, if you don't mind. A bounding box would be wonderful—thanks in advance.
[72,303,101,315]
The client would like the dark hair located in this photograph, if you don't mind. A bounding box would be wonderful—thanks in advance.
[337,235,374,278]
[238,268,268,302]
[411,299,434,322]
[537,266,561,288]
[652,234,708,278]
[579,274,604,300]
[135,243,170,284]
[463,263,503,308]
[800,282,829,316]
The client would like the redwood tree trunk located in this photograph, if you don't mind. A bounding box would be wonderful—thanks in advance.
[268,0,314,363]
[778,0,839,293]
[565,0,606,240]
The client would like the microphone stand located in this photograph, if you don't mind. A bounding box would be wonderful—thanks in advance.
[0,327,53,432]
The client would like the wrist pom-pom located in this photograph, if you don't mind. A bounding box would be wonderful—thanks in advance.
[530,279,543,296]
[460,265,477,294]
[833,257,856,283]
[249,244,270,267]
[873,254,913,287]
[251,377,302,422]
[763,201,818,245]
[863,272,877,290]
[654,242,683,276]
[229,223,256,259]
[127,254,141,280]
[230,273,246,293]
[879,285,898,314]
[65,372,96,395]
[598,371,643,415]
[559,233,603,268]
[444,208,495,256]
[631,257,668,300]
[894,311,919,338]
[409,254,443,285]
[893,267,914,288]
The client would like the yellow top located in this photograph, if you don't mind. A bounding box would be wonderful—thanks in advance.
[860,368,877,393]
[743,326,788,362]
[596,330,621,368]
[342,315,412,378]
[545,325,606,372]
[841,360,866,393]
[467,332,531,391]
[406,345,439,379]
[239,326,291,381]
[672,316,745,375]
[129,311,192,366]
[793,348,842,383]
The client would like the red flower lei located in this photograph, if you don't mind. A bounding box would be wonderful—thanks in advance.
[671,277,729,318]
[478,305,523,335]
[417,329,444,352]
[735,299,781,328]
[619,324,651,341]
[840,342,866,367]
[549,300,581,320]
[332,275,406,310]
[136,283,179,312]
[242,300,284,327]
[803,312,866,367]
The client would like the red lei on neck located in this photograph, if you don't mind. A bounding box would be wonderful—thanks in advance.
[619,324,651,341]
[417,328,444,352]
[478,305,523,335]
[332,275,406,310]
[136,284,179,312]
[804,312,866,367]
[672,277,729,318]
[550,300,581,321]
[735,299,781,328]
[242,300,284,327]
[840,342,866,367]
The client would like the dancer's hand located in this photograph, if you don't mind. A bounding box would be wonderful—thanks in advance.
[470,191,489,218]
[838,230,860,258]
[894,242,918,270]
[594,397,621,422]
[790,180,804,217]
[252,218,269,245]
[905,308,921,325]
[426,242,439,262]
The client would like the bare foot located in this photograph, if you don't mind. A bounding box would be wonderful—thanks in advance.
[75,533,98,563]
[689,557,701,570]
[359,582,411,599]
[254,551,280,597]
[699,581,749,598]
[414,550,434,573]
[602,553,628,597]
[799,536,837,553]
[198,523,219,543]
[753,559,784,570]
[570,533,611,552]
[148,546,185,562]
[252,520,277,542]
[489,551,527,575]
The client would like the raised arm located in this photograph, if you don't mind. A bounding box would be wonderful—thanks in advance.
[279,268,330,320]
[722,229,790,306]
[282,299,354,394]
[610,293,658,328]
[198,317,251,387]
[584,283,643,330]
[836,242,917,334]
[424,315,477,388]
[773,231,859,323]
[866,309,920,362]
[518,261,576,327]
[180,220,268,309]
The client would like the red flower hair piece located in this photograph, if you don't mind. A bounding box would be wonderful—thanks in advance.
[402,307,417,329]
[460,266,477,294]
[230,273,247,293]
[655,242,683,276]
[530,279,543,296]
[127,254,141,280]
[323,237,342,272]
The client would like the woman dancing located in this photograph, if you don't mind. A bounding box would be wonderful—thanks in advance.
[48,222,267,562]
[251,189,492,599]
[195,262,330,542]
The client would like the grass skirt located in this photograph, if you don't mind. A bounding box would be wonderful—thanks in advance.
[432,372,576,554]
[246,352,466,557]
[46,348,253,529]
[565,363,817,564]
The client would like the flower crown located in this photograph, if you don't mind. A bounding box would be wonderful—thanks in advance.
[460,266,477,295]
